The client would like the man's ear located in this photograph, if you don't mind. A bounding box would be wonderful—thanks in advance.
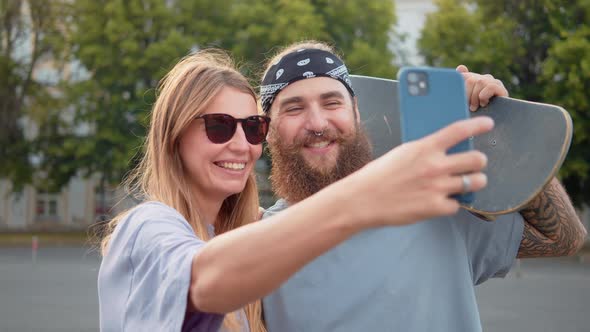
[267,125,276,144]
[266,114,278,145]
[353,96,361,124]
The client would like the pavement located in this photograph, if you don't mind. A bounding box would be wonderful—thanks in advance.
[0,247,100,332]
[477,257,590,332]
[0,247,588,332]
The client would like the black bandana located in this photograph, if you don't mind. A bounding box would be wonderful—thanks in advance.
[260,48,355,113]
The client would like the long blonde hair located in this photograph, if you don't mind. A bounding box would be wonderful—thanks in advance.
[101,49,266,332]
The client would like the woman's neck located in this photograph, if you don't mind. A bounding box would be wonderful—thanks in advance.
[197,194,224,226]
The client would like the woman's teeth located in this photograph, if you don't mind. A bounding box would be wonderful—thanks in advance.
[217,162,245,170]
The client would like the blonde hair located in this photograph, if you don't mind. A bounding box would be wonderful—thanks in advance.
[101,49,266,332]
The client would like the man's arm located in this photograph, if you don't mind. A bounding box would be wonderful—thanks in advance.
[517,177,587,258]
[454,65,587,258]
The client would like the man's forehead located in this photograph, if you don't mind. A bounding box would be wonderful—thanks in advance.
[276,77,349,101]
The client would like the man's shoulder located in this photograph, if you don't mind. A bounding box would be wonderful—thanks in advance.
[262,199,290,219]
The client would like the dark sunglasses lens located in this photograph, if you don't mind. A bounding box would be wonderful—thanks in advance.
[243,116,269,145]
[204,114,235,143]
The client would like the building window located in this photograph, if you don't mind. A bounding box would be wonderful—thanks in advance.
[37,199,45,215]
[36,193,60,221]
[48,200,57,216]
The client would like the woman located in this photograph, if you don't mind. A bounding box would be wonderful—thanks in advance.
[98,49,491,331]
[98,50,267,332]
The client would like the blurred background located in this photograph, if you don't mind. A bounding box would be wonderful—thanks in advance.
[0,0,589,331]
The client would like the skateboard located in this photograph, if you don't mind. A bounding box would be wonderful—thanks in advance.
[351,75,573,218]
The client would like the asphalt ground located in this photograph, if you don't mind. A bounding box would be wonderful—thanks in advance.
[0,247,588,332]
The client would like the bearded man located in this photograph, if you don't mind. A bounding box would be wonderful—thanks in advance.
[259,41,586,332]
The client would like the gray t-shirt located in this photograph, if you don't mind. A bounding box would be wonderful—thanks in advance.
[98,201,249,332]
[262,199,524,332]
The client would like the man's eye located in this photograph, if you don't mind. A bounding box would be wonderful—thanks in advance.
[285,107,303,113]
[325,101,341,107]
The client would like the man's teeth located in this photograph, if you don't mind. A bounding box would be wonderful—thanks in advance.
[308,141,330,148]
[218,162,245,170]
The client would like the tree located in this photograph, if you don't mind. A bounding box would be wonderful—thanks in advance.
[224,0,398,79]
[0,0,65,192]
[63,0,224,204]
[219,0,399,203]
[418,0,590,207]
[314,0,398,77]
[16,0,398,208]
[541,2,590,205]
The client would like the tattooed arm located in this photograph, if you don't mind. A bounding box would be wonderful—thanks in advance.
[517,178,588,258]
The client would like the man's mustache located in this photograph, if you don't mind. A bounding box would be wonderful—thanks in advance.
[293,129,346,147]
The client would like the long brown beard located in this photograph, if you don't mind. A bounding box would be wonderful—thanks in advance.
[268,126,373,203]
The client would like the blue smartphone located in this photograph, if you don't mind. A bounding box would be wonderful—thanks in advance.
[397,66,474,203]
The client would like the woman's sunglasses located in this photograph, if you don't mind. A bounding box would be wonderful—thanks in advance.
[196,113,271,145]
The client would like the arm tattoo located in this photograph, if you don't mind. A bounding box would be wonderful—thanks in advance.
[518,178,587,258]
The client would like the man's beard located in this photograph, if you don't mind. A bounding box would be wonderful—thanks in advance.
[268,126,373,203]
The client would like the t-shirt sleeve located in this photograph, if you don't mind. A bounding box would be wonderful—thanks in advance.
[455,209,525,285]
[262,199,289,219]
[121,203,223,331]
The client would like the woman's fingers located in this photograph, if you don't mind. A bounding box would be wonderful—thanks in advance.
[442,150,488,175]
[425,117,494,151]
[432,173,488,195]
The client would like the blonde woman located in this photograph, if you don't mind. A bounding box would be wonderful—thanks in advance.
[98,49,493,331]
[98,50,269,332]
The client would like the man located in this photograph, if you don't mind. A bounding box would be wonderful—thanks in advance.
[259,41,587,331]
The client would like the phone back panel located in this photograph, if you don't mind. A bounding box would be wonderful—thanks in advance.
[398,67,472,155]
[398,67,473,202]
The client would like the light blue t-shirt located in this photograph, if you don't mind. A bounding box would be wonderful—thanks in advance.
[98,201,249,332]
[262,199,524,332]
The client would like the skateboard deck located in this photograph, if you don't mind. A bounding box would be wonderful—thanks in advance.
[351,75,573,217]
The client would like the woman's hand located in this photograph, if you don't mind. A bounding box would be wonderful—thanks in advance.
[340,116,494,228]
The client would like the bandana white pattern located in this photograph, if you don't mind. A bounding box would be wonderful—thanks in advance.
[326,64,347,77]
[275,68,284,80]
[260,83,288,97]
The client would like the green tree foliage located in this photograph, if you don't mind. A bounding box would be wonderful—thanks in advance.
[419,0,590,206]
[541,2,590,205]
[0,0,65,192]
[63,0,210,193]
[314,0,397,77]
[219,0,399,194]
[59,0,399,188]
[226,0,398,79]
[4,0,399,198]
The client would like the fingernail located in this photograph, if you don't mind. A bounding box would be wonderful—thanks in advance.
[477,116,494,126]
[470,105,477,112]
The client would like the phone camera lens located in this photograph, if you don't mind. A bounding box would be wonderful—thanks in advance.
[409,85,420,96]
[407,72,419,83]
